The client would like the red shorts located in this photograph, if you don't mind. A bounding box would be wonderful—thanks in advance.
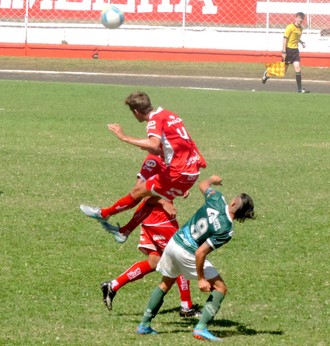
[145,172,199,201]
[137,154,165,182]
[138,221,179,256]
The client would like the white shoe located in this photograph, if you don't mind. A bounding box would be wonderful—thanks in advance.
[262,71,269,84]
[80,205,108,222]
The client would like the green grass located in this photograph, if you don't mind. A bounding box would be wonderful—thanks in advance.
[0,56,329,81]
[1,79,329,345]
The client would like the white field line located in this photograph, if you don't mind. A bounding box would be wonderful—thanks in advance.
[0,69,329,84]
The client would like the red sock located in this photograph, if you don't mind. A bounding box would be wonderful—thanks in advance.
[111,260,154,291]
[120,199,155,235]
[100,194,140,218]
[176,275,193,309]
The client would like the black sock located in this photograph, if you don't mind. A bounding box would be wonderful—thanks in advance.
[296,72,302,90]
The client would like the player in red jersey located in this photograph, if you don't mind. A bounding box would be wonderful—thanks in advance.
[80,91,206,242]
[100,154,201,317]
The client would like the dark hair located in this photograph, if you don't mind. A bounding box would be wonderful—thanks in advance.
[125,91,153,115]
[235,193,255,223]
[296,12,305,19]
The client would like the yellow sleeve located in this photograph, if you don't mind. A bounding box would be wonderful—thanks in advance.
[284,24,293,39]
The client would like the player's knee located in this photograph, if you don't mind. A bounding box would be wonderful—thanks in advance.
[148,253,160,269]
[130,183,148,199]
[221,284,228,296]
[159,277,176,292]
[213,280,227,295]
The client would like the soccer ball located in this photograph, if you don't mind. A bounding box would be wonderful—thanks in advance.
[101,5,124,29]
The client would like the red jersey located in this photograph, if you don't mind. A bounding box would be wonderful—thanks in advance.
[138,203,179,254]
[142,203,177,227]
[147,107,206,178]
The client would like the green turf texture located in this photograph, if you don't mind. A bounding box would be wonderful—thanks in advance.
[1,80,329,345]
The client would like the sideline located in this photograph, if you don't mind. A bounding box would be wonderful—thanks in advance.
[0,69,328,84]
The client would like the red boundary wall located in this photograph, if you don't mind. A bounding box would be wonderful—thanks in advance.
[0,43,329,67]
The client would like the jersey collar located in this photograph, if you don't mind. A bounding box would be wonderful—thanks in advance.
[226,205,233,222]
[149,107,163,119]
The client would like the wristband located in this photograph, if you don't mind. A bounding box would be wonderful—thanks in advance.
[282,51,286,53]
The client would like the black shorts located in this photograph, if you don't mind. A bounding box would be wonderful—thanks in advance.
[285,48,300,64]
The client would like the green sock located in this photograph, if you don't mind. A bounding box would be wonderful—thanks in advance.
[141,287,167,327]
[195,291,225,330]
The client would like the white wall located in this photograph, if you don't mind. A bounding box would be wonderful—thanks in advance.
[1,23,329,53]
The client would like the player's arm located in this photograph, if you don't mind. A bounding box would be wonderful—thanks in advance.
[195,242,214,292]
[282,36,288,56]
[145,147,163,155]
[199,175,222,195]
[282,23,292,54]
[108,123,161,151]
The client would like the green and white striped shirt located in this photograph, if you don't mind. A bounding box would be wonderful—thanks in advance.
[173,188,234,254]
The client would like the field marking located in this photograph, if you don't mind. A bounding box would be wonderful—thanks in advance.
[0,69,329,84]
[183,87,237,91]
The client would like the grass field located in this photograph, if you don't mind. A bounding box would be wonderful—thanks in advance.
[0,56,329,81]
[1,77,329,345]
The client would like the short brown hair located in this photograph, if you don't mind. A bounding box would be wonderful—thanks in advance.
[125,91,153,115]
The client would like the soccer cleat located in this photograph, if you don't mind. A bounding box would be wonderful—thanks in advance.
[100,222,127,243]
[193,328,224,342]
[297,88,310,93]
[179,304,202,318]
[261,71,269,84]
[136,324,159,335]
[80,205,108,222]
[100,281,116,311]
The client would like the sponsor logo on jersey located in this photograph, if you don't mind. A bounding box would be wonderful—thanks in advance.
[153,235,165,241]
[166,188,183,198]
[147,120,156,130]
[145,159,157,168]
[142,165,153,173]
[167,116,183,127]
[212,218,221,231]
[186,152,201,166]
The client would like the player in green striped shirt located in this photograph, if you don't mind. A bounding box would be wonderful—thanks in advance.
[136,175,255,342]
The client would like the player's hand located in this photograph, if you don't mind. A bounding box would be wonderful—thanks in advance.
[198,278,211,292]
[183,190,190,199]
[108,123,125,140]
[162,201,177,218]
[210,175,222,186]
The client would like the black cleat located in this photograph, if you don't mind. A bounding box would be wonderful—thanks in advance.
[100,281,116,311]
[179,304,202,318]
[297,88,310,93]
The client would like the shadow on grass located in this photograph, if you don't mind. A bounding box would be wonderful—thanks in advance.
[157,307,283,338]
[117,306,283,338]
[161,318,283,338]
